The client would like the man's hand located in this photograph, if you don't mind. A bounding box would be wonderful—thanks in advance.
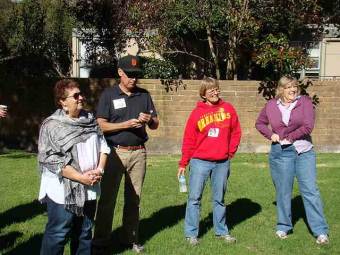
[126,118,143,129]
[138,112,152,124]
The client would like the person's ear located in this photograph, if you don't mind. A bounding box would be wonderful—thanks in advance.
[59,99,68,112]
[117,68,124,77]
[59,99,65,107]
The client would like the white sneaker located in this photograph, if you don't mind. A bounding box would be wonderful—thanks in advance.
[316,234,329,245]
[217,234,237,243]
[186,237,199,246]
[275,230,288,239]
[131,243,145,253]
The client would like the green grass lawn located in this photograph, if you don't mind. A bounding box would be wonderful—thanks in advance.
[0,151,339,255]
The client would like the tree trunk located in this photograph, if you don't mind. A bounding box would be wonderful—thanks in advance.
[206,25,220,80]
[227,35,237,80]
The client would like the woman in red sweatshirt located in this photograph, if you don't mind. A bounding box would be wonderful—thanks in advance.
[178,77,241,246]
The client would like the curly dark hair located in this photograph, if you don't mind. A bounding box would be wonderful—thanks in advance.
[53,79,80,107]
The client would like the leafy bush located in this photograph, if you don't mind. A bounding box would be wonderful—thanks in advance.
[143,57,178,79]
[254,34,318,105]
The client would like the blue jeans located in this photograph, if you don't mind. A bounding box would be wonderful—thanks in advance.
[269,144,329,236]
[184,158,230,237]
[40,196,96,255]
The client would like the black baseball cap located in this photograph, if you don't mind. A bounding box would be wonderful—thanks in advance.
[118,55,143,78]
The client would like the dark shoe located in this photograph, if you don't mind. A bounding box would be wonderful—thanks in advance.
[91,244,110,255]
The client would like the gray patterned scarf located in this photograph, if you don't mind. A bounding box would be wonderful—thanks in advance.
[38,109,102,216]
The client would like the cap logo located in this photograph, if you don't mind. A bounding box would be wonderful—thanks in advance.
[131,58,137,66]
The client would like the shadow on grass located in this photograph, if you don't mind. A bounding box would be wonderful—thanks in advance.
[0,231,23,252]
[3,233,43,255]
[199,198,261,237]
[0,200,45,253]
[108,203,186,254]
[292,195,313,235]
[272,195,313,235]
[0,200,45,230]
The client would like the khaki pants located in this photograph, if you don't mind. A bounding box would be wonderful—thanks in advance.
[93,147,146,246]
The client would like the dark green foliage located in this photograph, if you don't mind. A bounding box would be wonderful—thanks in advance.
[71,0,131,67]
[0,0,74,77]
[143,58,179,80]
[255,33,319,105]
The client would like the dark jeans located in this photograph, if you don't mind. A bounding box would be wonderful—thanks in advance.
[40,196,96,255]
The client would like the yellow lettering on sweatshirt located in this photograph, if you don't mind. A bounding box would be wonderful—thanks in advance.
[197,108,231,132]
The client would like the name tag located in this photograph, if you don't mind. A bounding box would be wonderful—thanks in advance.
[113,98,126,109]
[208,128,219,137]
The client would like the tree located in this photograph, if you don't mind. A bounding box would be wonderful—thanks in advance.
[130,0,327,80]
[130,0,259,80]
[70,0,134,69]
[255,33,319,105]
[223,0,260,79]
[0,0,75,77]
[319,0,340,26]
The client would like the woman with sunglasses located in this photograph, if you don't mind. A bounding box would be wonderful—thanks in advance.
[178,77,241,246]
[38,79,110,255]
[255,75,329,244]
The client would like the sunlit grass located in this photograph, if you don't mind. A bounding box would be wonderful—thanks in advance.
[0,151,339,254]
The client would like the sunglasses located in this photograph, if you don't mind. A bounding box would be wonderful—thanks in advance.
[124,71,143,79]
[65,92,84,100]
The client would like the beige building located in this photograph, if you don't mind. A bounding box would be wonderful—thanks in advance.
[71,29,161,78]
[300,25,340,79]
[71,28,340,79]
[319,38,340,79]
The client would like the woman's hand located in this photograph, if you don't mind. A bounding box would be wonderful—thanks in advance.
[81,170,102,186]
[271,133,280,142]
[177,167,186,178]
[62,165,102,186]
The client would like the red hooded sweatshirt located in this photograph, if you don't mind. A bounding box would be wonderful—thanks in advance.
[179,100,241,168]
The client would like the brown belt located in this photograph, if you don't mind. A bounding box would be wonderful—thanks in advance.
[115,145,145,151]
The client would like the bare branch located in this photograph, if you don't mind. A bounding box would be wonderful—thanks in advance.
[0,55,18,62]
[163,50,213,65]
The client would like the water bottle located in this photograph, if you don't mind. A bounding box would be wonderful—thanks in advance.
[178,175,187,193]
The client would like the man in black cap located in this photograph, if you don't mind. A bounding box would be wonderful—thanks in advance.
[93,55,159,254]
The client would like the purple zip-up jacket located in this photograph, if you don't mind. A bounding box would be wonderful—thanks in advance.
[255,95,315,142]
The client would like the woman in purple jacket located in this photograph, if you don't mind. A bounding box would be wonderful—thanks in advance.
[255,76,329,245]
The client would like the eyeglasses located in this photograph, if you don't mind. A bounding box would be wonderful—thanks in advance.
[284,85,298,90]
[65,92,84,100]
[206,88,220,95]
